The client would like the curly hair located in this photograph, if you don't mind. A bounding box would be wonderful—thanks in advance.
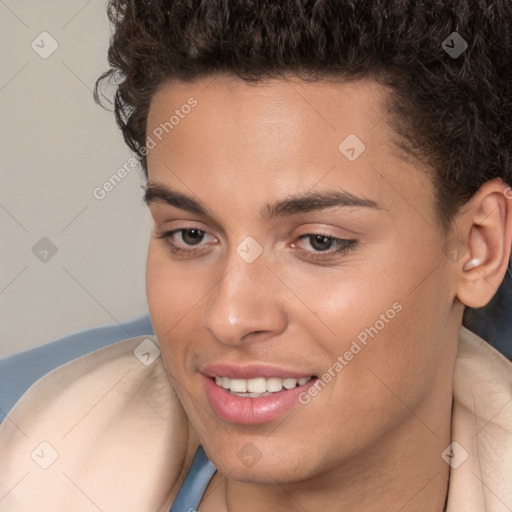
[95,0,512,231]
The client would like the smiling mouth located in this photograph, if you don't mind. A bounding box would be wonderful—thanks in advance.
[213,375,315,397]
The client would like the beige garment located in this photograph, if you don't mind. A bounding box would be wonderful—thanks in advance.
[0,336,198,512]
[0,327,511,511]
[447,328,512,511]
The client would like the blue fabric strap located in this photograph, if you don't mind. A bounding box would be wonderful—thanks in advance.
[169,445,217,511]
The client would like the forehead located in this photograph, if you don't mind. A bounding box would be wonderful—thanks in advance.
[147,75,391,151]
[147,76,388,167]
[145,75,434,225]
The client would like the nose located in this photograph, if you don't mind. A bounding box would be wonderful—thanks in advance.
[202,249,287,346]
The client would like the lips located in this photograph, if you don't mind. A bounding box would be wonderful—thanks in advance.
[201,363,317,424]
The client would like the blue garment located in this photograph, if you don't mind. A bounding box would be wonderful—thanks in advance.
[169,445,216,511]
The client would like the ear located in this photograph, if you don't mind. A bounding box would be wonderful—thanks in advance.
[453,179,512,308]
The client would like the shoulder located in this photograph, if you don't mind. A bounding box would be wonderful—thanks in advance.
[0,335,199,511]
[448,327,512,511]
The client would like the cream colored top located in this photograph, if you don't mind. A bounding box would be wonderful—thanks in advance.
[0,327,511,511]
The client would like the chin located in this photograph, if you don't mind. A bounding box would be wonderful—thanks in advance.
[202,438,317,484]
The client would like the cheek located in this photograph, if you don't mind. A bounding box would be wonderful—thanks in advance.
[146,242,202,328]
[146,243,174,331]
[146,244,196,361]
[273,257,403,350]
[146,242,218,377]
[287,243,452,403]
[328,266,453,417]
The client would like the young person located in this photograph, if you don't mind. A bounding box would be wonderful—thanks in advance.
[1,1,511,510]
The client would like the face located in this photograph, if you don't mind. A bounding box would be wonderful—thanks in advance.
[145,75,459,483]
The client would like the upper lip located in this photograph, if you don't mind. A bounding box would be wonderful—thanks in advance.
[201,363,315,380]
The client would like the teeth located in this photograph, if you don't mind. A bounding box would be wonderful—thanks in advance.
[230,379,247,393]
[214,376,312,394]
[283,378,297,389]
[266,377,283,392]
[247,378,267,393]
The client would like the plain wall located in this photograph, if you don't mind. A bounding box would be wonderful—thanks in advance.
[1,0,152,357]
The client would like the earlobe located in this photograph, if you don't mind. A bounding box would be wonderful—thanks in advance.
[455,180,512,309]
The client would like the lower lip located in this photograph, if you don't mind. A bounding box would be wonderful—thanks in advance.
[203,375,316,425]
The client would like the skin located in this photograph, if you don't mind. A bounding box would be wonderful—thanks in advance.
[144,75,512,512]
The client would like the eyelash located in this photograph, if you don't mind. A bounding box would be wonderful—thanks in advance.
[293,235,357,261]
[155,228,358,261]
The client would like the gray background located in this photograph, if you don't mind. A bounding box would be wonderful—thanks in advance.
[1,0,151,357]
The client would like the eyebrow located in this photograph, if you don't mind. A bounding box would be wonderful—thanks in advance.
[144,183,382,218]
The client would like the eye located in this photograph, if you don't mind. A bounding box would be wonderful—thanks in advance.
[292,233,357,261]
[177,228,206,245]
[156,228,217,256]
[306,234,337,251]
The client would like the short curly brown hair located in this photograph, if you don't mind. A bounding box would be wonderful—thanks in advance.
[95,0,512,230]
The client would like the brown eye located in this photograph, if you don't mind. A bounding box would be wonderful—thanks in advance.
[307,235,335,251]
[180,228,205,245]
[292,233,358,262]
[156,227,217,258]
